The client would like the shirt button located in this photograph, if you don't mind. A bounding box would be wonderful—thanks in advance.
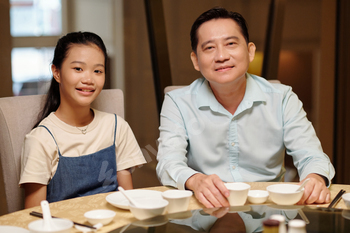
[231,142,235,146]
[232,165,236,169]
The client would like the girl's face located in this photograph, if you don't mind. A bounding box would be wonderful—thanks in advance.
[52,44,105,109]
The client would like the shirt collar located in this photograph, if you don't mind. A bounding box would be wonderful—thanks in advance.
[197,78,222,112]
[242,73,267,104]
[196,74,267,113]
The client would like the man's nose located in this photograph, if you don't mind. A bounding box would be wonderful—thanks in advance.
[214,46,230,62]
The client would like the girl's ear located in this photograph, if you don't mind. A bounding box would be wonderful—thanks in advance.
[51,64,61,83]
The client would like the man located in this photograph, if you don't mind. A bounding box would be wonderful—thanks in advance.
[156,7,335,208]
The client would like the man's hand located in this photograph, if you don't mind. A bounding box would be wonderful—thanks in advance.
[185,173,230,208]
[297,173,330,204]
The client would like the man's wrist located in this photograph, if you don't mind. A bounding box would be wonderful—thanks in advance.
[311,173,329,186]
[185,173,201,190]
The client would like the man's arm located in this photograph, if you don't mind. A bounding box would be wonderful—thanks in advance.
[282,87,335,204]
[156,94,229,208]
[156,94,198,189]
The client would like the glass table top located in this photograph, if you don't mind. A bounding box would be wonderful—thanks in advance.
[110,205,350,233]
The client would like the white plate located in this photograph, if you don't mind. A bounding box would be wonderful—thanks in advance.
[0,226,29,233]
[106,190,163,210]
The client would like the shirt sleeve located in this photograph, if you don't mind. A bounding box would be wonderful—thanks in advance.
[156,94,199,190]
[19,128,56,186]
[282,87,335,186]
[115,116,147,171]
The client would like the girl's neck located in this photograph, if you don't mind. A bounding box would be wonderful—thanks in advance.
[54,105,94,127]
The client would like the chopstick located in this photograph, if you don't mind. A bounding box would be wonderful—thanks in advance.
[30,211,97,230]
[327,189,346,209]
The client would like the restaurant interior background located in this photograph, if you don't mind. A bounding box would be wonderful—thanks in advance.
[0,0,349,202]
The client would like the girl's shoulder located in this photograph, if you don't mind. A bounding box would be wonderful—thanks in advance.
[92,109,132,141]
[92,109,127,126]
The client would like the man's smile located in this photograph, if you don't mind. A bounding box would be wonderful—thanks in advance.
[215,65,234,71]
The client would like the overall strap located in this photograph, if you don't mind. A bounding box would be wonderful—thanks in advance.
[113,114,117,146]
[38,125,62,156]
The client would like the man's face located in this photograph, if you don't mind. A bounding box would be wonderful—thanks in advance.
[191,18,255,88]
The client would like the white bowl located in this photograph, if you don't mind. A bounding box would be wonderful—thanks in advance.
[266,184,304,205]
[247,190,269,204]
[342,193,350,209]
[162,190,193,214]
[129,198,169,220]
[224,182,251,206]
[28,218,73,233]
[84,209,116,225]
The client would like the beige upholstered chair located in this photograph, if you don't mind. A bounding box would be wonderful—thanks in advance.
[164,86,186,94]
[0,89,124,214]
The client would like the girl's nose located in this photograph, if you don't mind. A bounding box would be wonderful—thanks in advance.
[81,72,95,84]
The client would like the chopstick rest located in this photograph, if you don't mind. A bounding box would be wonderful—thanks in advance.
[327,189,346,209]
[30,211,97,230]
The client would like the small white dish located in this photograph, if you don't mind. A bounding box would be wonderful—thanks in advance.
[224,182,251,206]
[342,193,350,209]
[247,190,269,204]
[106,190,163,209]
[267,184,304,205]
[162,190,193,214]
[129,197,169,220]
[28,218,73,233]
[84,209,116,226]
[0,226,29,233]
[28,200,73,233]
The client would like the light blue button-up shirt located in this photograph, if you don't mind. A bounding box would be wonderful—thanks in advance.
[156,74,335,190]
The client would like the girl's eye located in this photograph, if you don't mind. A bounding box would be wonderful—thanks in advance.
[94,70,103,74]
[74,67,82,71]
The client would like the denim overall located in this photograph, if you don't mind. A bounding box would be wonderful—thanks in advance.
[41,114,118,203]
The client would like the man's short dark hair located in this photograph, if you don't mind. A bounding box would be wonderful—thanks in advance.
[190,7,250,53]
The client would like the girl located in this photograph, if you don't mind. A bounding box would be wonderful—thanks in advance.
[19,31,146,208]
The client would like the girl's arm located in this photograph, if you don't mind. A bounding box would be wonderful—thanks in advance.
[117,169,133,190]
[23,183,47,208]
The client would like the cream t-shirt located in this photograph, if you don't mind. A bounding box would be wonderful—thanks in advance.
[19,109,146,185]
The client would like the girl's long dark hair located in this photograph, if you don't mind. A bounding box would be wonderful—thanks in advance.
[33,31,107,128]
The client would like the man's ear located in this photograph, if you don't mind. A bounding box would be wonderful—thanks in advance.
[248,42,256,63]
[190,52,200,71]
[51,64,60,83]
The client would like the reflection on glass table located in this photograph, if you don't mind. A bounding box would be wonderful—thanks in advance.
[110,205,350,233]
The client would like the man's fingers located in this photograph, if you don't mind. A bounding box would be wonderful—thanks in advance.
[214,178,230,198]
[298,186,312,204]
[196,192,214,208]
[186,173,230,208]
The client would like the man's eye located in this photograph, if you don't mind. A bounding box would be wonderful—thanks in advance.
[227,42,237,46]
[205,46,214,50]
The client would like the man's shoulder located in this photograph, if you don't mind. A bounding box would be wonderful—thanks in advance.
[166,78,205,99]
[248,74,292,95]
